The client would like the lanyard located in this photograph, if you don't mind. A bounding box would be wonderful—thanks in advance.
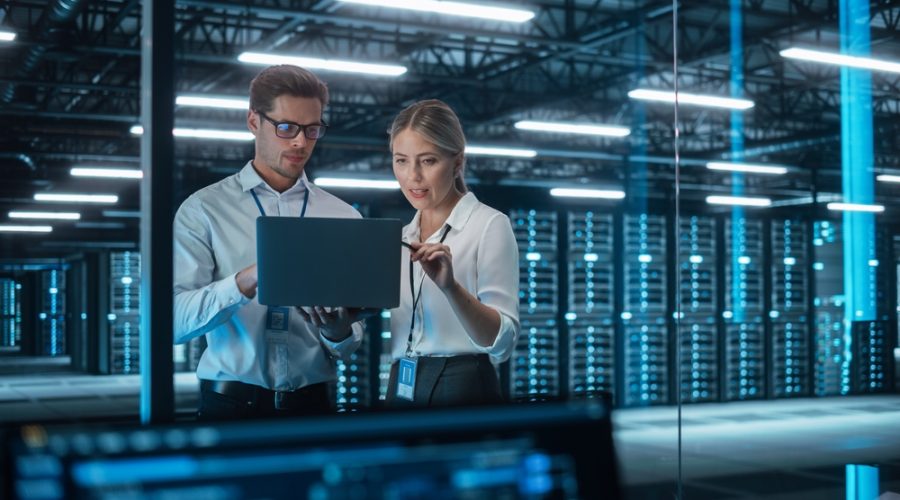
[406,224,451,356]
[250,187,309,218]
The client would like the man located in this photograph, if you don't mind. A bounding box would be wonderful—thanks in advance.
[173,65,366,420]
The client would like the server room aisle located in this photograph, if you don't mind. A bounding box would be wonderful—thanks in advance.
[0,371,199,423]
[616,395,900,499]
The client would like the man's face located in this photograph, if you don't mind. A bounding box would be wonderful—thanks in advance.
[248,95,323,185]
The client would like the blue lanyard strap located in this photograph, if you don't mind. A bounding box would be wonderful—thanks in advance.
[407,224,451,355]
[250,187,309,218]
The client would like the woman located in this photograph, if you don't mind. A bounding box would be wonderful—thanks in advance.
[386,99,520,407]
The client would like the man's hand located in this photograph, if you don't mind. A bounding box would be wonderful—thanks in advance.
[296,306,380,342]
[235,264,258,299]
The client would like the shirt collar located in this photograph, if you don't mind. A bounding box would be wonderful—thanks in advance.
[403,191,478,241]
[238,161,314,196]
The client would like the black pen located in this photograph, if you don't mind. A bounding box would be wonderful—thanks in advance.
[401,241,414,250]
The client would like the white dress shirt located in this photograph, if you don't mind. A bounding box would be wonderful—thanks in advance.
[173,161,364,391]
[390,192,520,363]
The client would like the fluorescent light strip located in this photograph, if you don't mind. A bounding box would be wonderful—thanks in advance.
[0,30,15,42]
[465,145,537,158]
[238,52,407,77]
[826,202,884,213]
[71,167,143,179]
[34,193,118,204]
[876,175,900,183]
[550,188,626,200]
[628,89,754,110]
[314,178,400,189]
[336,0,534,22]
[0,225,52,233]
[514,120,630,137]
[780,47,900,74]
[9,211,81,220]
[176,95,249,110]
[102,210,141,218]
[706,195,772,207]
[707,162,788,175]
[130,125,253,141]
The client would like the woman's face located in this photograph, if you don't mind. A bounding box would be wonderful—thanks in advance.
[391,128,462,212]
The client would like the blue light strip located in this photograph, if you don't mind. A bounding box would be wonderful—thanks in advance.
[845,464,879,500]
[839,0,877,394]
[730,0,746,323]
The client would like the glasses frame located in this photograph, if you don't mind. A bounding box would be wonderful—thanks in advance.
[256,110,328,140]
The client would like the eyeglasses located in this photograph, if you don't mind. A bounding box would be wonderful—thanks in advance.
[256,110,328,140]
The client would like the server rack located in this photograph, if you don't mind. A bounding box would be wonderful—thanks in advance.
[812,220,847,395]
[678,215,718,403]
[770,219,811,397]
[566,211,615,399]
[1,278,22,351]
[334,324,374,411]
[377,312,392,403]
[509,209,560,400]
[622,213,668,406]
[723,217,765,400]
[108,251,140,374]
[38,268,66,356]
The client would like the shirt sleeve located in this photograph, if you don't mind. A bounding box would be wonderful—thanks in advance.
[468,212,521,362]
[318,320,365,360]
[172,199,250,344]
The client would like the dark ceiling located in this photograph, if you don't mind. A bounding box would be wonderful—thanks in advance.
[1,0,899,258]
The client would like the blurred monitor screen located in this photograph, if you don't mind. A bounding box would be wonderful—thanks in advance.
[5,400,619,499]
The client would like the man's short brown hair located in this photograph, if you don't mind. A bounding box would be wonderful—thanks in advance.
[249,65,329,113]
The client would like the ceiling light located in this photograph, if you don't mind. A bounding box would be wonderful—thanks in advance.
[130,125,253,141]
[238,52,407,77]
[514,120,630,137]
[34,193,118,204]
[75,222,127,229]
[550,188,626,199]
[0,225,52,233]
[706,195,771,207]
[876,175,900,183]
[176,95,249,110]
[628,89,754,110]
[826,202,884,213]
[780,47,900,74]
[102,210,141,218]
[465,145,537,158]
[706,162,788,175]
[9,211,81,220]
[336,0,535,23]
[313,178,400,189]
[0,30,15,42]
[175,128,253,141]
[71,167,143,179]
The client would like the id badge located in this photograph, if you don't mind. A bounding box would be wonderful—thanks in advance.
[266,307,291,381]
[396,357,417,401]
[266,306,290,332]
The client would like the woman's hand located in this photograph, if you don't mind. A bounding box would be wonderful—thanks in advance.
[409,241,455,291]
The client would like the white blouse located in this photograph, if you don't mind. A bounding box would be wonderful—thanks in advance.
[389,192,520,363]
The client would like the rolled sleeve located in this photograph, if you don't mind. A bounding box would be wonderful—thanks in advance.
[319,321,365,360]
[469,213,521,362]
[470,311,518,362]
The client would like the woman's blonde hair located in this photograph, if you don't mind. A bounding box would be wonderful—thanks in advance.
[388,99,467,193]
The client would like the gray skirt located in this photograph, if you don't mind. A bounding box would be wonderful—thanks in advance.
[385,353,503,408]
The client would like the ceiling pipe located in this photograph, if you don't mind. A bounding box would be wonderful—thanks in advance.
[1,0,84,104]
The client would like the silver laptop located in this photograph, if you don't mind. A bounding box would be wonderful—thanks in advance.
[256,216,402,308]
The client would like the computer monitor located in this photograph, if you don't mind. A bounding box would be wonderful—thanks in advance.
[5,401,620,499]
